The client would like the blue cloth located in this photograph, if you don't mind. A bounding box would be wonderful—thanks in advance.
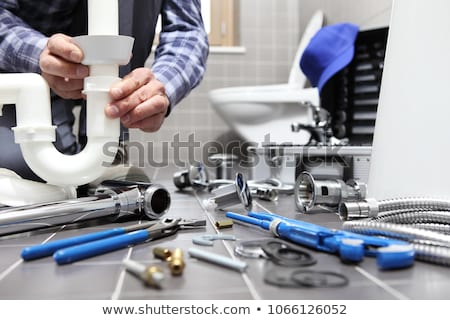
[300,23,359,91]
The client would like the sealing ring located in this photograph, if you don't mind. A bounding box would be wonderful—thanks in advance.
[261,239,316,267]
[290,270,349,288]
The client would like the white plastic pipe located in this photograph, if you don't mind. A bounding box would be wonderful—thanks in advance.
[88,0,118,35]
[2,73,119,186]
[367,0,450,200]
[0,0,123,186]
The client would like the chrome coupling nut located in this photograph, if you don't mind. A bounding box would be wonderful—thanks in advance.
[338,198,379,220]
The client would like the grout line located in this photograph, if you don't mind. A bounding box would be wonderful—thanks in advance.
[355,266,410,300]
[252,200,273,214]
[43,231,60,243]
[110,247,133,300]
[110,215,151,300]
[0,259,22,283]
[194,192,262,300]
[255,200,411,300]
[110,168,158,300]
[0,227,65,283]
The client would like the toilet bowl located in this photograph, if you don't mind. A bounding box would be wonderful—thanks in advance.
[208,11,324,146]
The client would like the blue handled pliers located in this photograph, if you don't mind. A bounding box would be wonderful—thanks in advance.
[226,211,415,270]
[21,217,206,265]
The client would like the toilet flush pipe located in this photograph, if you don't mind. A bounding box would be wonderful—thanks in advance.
[0,0,130,186]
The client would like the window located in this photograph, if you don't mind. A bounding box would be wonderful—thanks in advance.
[208,0,240,47]
[154,0,240,47]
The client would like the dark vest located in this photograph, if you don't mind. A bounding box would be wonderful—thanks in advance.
[72,0,163,76]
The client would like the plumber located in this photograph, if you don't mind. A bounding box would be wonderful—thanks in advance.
[0,0,209,182]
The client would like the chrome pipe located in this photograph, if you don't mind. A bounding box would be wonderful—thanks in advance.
[0,184,170,237]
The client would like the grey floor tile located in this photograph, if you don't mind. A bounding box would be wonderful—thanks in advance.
[0,166,449,300]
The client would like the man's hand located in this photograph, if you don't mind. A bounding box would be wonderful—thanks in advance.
[39,34,89,99]
[106,68,170,132]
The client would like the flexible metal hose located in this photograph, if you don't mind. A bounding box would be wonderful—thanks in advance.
[409,223,450,234]
[339,198,450,266]
[339,197,450,220]
[377,198,450,212]
[343,220,450,266]
[375,210,450,223]
[412,243,450,266]
[343,220,450,245]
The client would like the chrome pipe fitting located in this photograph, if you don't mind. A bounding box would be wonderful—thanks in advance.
[208,153,238,180]
[248,178,294,195]
[338,198,379,220]
[204,172,252,211]
[251,186,279,202]
[294,171,366,213]
[173,162,209,191]
[140,184,171,219]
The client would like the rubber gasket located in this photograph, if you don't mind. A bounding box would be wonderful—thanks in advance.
[261,239,317,267]
[290,270,349,288]
[263,268,301,288]
[264,268,349,288]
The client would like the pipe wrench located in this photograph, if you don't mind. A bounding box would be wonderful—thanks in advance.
[226,211,415,270]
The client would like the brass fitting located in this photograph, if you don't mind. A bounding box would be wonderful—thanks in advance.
[168,248,185,276]
[142,266,165,288]
[153,247,172,261]
[153,247,185,276]
[122,259,164,288]
[215,219,234,229]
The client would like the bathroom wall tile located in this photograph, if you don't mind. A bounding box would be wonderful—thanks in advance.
[298,0,392,30]
[132,0,392,164]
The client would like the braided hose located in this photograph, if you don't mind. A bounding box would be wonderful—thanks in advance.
[375,210,450,223]
[339,197,450,220]
[378,198,450,212]
[343,220,450,245]
[411,243,450,266]
[339,198,450,266]
[409,223,450,234]
[343,220,450,266]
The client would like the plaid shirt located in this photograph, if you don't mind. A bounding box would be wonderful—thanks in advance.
[0,0,208,107]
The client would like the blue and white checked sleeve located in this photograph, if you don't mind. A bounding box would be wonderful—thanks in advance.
[0,4,47,73]
[152,0,209,109]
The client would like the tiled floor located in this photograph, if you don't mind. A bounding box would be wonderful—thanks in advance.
[0,165,449,300]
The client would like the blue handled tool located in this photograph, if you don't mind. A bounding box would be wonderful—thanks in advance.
[21,221,158,261]
[21,218,205,264]
[226,211,415,270]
